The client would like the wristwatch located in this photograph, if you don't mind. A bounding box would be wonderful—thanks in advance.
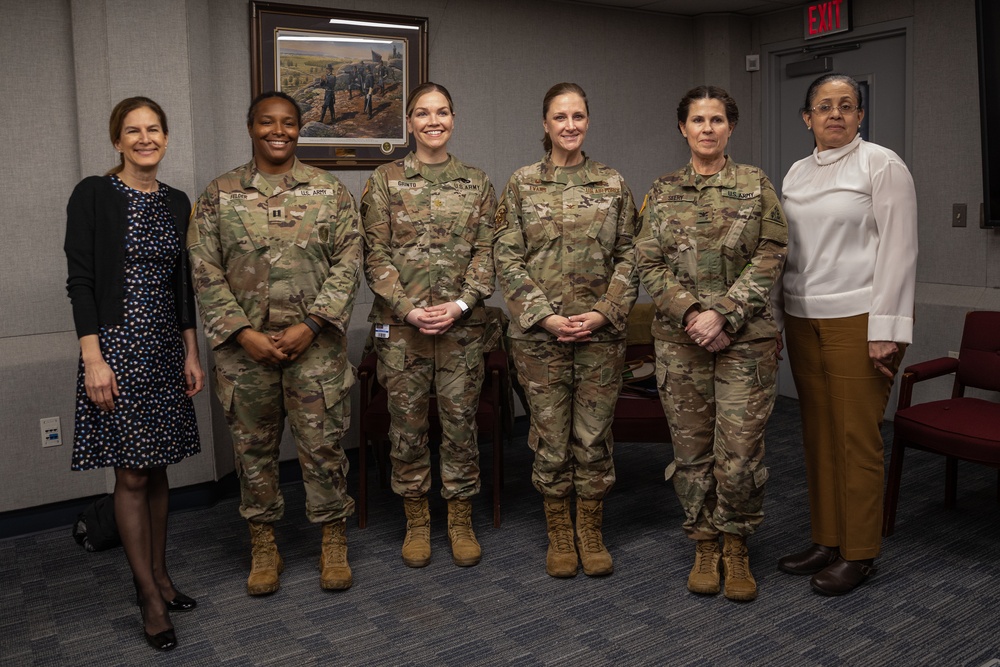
[456,299,472,320]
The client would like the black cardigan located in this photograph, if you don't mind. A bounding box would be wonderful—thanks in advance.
[64,175,196,338]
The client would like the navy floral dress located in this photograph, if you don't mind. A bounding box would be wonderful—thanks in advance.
[71,176,200,470]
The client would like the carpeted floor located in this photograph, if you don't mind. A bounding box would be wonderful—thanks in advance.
[1,396,998,666]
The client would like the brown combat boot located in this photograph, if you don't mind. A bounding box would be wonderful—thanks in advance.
[401,496,431,568]
[247,522,284,596]
[543,496,578,578]
[319,519,352,590]
[576,499,613,576]
[722,533,758,601]
[447,498,481,567]
[687,538,722,595]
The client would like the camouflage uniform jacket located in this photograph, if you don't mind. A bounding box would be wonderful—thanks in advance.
[494,154,639,342]
[635,157,787,344]
[361,152,496,326]
[187,158,361,349]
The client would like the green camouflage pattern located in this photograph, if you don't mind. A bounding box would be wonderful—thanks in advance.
[214,328,356,523]
[187,158,361,349]
[510,338,625,500]
[635,158,787,343]
[375,324,485,499]
[361,152,496,325]
[494,154,639,341]
[655,328,777,538]
[188,157,361,524]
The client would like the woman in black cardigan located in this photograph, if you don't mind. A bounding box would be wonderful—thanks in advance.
[64,97,203,652]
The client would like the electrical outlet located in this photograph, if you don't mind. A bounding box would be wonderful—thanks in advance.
[947,350,960,359]
[40,417,62,447]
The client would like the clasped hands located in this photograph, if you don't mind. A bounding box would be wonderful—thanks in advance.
[540,312,609,342]
[405,302,463,335]
[684,308,731,352]
[238,321,319,365]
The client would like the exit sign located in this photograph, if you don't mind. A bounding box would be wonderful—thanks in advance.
[804,0,852,40]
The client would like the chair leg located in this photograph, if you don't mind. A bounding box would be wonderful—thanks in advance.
[377,438,389,489]
[493,421,502,529]
[945,457,958,509]
[882,438,906,537]
[358,437,368,529]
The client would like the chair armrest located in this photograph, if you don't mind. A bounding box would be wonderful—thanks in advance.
[358,351,378,376]
[896,356,959,411]
[484,348,507,375]
[902,356,959,382]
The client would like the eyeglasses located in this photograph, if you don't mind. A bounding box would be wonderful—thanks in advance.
[809,103,859,116]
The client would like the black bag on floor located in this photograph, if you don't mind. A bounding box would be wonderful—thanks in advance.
[72,494,120,552]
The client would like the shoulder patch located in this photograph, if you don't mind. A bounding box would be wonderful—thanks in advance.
[494,201,508,230]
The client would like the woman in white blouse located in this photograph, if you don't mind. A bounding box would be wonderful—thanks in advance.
[775,73,918,596]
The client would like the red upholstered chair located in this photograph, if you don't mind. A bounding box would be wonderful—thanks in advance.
[611,304,672,445]
[882,310,1000,536]
[356,308,513,529]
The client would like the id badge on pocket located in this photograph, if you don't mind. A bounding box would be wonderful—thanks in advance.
[375,323,390,339]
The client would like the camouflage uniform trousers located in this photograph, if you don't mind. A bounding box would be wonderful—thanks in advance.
[655,337,777,539]
[375,324,484,499]
[510,338,625,500]
[213,327,355,524]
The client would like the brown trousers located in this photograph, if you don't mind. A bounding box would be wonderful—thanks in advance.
[784,313,905,560]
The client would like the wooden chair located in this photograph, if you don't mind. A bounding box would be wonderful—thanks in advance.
[356,309,513,529]
[882,310,1000,536]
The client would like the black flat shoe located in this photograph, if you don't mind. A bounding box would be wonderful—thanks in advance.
[777,543,839,575]
[144,627,177,652]
[810,557,877,596]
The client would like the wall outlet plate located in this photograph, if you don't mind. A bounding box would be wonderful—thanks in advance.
[40,417,62,448]
[746,54,760,72]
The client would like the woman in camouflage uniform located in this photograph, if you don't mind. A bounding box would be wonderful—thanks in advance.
[635,86,787,601]
[495,82,638,579]
[188,92,362,597]
[361,82,496,569]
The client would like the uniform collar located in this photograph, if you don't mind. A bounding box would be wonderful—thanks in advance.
[241,157,315,195]
[539,152,603,186]
[402,152,468,184]
[681,155,737,190]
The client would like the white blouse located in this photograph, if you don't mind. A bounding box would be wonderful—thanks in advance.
[778,134,918,343]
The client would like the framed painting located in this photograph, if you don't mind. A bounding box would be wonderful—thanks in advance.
[250,1,428,168]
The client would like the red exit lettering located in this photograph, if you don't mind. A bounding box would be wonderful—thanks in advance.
[806,0,848,38]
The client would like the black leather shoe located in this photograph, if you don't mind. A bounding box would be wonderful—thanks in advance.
[810,557,877,596]
[144,627,177,651]
[134,578,197,612]
[164,591,197,612]
[777,543,839,575]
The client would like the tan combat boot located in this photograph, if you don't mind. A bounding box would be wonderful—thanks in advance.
[543,496,578,578]
[401,496,431,568]
[247,522,284,596]
[687,538,722,595]
[576,498,614,576]
[319,519,352,590]
[447,498,482,567]
[722,533,757,601]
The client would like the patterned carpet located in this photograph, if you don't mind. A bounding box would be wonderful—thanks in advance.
[1,397,998,666]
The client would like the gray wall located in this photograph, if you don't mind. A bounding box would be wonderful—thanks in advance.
[1,0,995,513]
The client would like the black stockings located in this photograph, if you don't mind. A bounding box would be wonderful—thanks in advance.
[114,467,174,635]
